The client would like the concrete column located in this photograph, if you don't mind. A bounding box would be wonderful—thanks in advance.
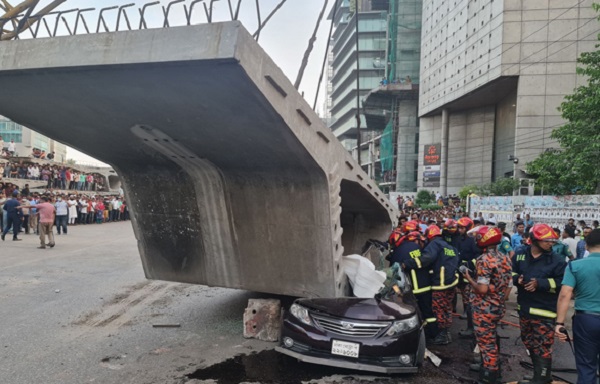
[395,99,419,192]
[440,109,449,196]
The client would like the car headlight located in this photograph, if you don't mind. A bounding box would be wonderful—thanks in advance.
[289,304,312,325]
[385,315,419,337]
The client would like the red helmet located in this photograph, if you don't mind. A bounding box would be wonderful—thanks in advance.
[403,220,420,233]
[388,228,403,248]
[457,217,474,230]
[530,224,559,242]
[444,219,457,234]
[474,226,502,248]
[425,225,442,240]
[406,231,426,243]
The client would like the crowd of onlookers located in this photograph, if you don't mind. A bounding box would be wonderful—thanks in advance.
[0,184,129,235]
[1,159,107,191]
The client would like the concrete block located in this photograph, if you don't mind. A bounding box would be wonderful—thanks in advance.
[545,96,567,116]
[243,299,281,342]
[523,0,549,10]
[517,95,546,116]
[523,10,549,21]
[549,19,579,41]
[518,75,547,96]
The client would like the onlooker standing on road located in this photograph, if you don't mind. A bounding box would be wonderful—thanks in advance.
[20,197,30,235]
[54,195,69,235]
[555,228,600,384]
[1,191,22,241]
[576,227,592,259]
[562,227,579,258]
[28,196,55,249]
[511,221,525,249]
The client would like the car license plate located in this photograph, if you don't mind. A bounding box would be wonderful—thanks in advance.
[331,340,360,358]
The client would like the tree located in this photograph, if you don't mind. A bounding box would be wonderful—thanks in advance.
[416,189,433,206]
[527,4,600,195]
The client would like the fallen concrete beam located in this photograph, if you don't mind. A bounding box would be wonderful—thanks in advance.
[0,22,397,297]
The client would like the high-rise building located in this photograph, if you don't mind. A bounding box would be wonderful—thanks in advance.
[328,0,422,193]
[418,0,599,195]
[0,115,67,161]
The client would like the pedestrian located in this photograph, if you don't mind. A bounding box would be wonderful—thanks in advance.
[511,221,525,249]
[511,224,566,383]
[562,227,578,257]
[555,228,600,384]
[1,191,22,241]
[54,194,68,235]
[462,226,513,384]
[552,228,574,262]
[576,227,592,259]
[403,225,460,345]
[27,196,56,249]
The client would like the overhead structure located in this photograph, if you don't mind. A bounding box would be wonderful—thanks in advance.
[0,0,67,40]
[0,22,397,297]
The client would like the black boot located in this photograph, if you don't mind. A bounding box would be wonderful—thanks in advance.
[518,355,552,383]
[478,367,499,384]
[431,329,450,345]
[459,305,474,337]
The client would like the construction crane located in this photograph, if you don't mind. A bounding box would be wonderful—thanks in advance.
[0,0,66,40]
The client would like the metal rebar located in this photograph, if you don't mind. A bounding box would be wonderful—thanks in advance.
[254,0,261,40]
[73,8,94,35]
[163,0,184,28]
[116,3,134,31]
[294,0,329,90]
[138,1,160,29]
[252,0,287,39]
[96,6,118,33]
[184,0,202,25]
[313,0,338,111]
[52,8,76,37]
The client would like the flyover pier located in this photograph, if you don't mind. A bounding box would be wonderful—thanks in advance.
[0,22,396,297]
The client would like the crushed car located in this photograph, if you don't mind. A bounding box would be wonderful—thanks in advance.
[275,254,426,374]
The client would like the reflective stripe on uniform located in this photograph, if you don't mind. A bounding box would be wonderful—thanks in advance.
[512,272,519,276]
[411,269,431,294]
[529,308,557,318]
[433,273,459,290]
[548,278,556,294]
[425,317,437,323]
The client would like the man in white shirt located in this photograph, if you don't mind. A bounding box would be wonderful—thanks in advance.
[54,194,69,235]
[7,140,16,155]
[562,227,578,257]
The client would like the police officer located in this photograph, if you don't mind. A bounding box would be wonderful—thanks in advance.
[463,226,513,384]
[392,230,438,340]
[456,217,480,337]
[512,223,566,384]
[555,228,600,384]
[404,224,459,345]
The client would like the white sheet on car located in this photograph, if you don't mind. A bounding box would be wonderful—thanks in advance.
[341,254,386,298]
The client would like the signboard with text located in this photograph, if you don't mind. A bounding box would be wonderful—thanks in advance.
[423,144,441,187]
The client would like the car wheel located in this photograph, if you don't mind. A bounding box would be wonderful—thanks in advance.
[416,330,426,366]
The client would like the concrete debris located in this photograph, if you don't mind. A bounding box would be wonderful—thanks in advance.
[425,349,442,367]
[243,299,281,342]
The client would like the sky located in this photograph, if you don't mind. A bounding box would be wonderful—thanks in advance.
[16,0,335,165]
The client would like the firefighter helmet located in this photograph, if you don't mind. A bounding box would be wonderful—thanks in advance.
[474,226,502,248]
[530,223,559,242]
[403,220,421,233]
[444,219,458,234]
[457,217,474,230]
[425,225,442,240]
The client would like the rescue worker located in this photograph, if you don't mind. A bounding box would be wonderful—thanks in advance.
[443,219,459,247]
[403,224,459,345]
[393,230,438,340]
[456,217,480,337]
[463,226,513,384]
[512,224,566,384]
[387,220,420,266]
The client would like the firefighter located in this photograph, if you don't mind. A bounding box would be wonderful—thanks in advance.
[403,224,459,345]
[462,226,513,384]
[512,224,566,384]
[387,220,420,266]
[443,218,459,247]
[392,230,438,340]
[456,217,480,337]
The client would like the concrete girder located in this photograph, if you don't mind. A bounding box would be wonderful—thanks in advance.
[0,22,397,297]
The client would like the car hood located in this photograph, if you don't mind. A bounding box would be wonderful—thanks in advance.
[297,297,416,321]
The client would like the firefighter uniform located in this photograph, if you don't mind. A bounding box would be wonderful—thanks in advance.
[472,249,513,372]
[511,246,566,359]
[456,233,480,335]
[392,237,437,339]
[405,233,459,344]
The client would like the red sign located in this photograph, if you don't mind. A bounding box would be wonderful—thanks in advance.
[424,144,441,166]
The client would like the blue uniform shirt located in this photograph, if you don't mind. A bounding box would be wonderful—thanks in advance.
[2,198,21,218]
[498,238,513,255]
[511,233,523,249]
[562,252,600,312]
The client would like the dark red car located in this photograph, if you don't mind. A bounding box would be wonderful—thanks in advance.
[275,292,426,374]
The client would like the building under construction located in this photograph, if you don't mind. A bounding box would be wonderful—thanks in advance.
[328,0,422,194]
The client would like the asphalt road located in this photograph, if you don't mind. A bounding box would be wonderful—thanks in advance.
[0,222,578,384]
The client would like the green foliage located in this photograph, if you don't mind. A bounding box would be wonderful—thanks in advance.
[527,6,600,194]
[459,185,479,199]
[416,189,433,206]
